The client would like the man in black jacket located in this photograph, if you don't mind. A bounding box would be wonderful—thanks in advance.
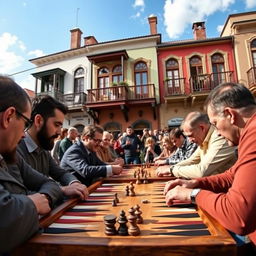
[61,125,122,186]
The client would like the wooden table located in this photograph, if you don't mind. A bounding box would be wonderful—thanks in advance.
[13,165,236,256]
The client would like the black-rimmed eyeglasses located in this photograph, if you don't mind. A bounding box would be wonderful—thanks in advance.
[15,109,33,131]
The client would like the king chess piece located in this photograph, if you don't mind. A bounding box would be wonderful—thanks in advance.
[117,210,128,236]
[134,204,143,224]
[104,214,117,236]
[127,207,140,236]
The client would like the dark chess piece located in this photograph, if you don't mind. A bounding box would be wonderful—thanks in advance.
[143,174,149,184]
[114,193,119,203]
[117,210,128,236]
[127,207,140,236]
[134,204,143,224]
[129,182,135,196]
[125,185,130,196]
[112,198,117,207]
[134,170,137,178]
[104,214,117,236]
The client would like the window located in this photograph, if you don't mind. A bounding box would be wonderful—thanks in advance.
[166,58,180,93]
[112,65,122,84]
[251,39,256,67]
[189,55,204,91]
[98,67,109,88]
[134,61,148,97]
[211,53,225,86]
[74,68,85,93]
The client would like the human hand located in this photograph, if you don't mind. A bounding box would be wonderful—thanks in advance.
[28,193,51,215]
[62,182,89,200]
[154,159,166,166]
[156,166,172,176]
[165,186,192,206]
[112,165,122,175]
[115,158,124,166]
[164,179,198,195]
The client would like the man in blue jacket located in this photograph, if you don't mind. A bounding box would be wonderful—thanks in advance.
[61,125,122,186]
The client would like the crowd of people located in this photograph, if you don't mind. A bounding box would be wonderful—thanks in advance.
[0,75,256,255]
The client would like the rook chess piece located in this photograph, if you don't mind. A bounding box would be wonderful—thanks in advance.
[134,204,143,224]
[117,210,128,236]
[104,214,117,236]
[127,207,140,236]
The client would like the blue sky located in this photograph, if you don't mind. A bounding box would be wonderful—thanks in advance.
[0,0,255,90]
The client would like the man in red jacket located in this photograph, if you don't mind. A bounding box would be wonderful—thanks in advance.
[164,82,256,253]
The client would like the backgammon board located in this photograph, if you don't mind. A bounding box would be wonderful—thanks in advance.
[13,166,236,256]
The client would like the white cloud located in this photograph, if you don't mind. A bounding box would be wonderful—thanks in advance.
[17,75,35,91]
[217,25,224,33]
[0,32,24,74]
[245,0,256,8]
[132,0,145,19]
[163,0,235,39]
[28,49,45,58]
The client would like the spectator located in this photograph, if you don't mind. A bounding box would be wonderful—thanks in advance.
[144,137,161,163]
[154,136,176,162]
[59,127,78,160]
[121,126,142,164]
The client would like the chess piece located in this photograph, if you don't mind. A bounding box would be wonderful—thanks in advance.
[112,198,117,207]
[134,204,143,224]
[127,207,140,236]
[136,173,142,184]
[114,193,119,203]
[104,214,117,235]
[117,210,128,236]
[125,185,130,196]
[129,182,135,196]
[143,174,149,184]
[134,170,137,178]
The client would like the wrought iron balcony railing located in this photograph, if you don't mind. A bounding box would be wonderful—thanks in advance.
[164,78,186,96]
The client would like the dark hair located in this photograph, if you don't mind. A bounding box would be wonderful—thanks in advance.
[205,82,256,114]
[169,127,185,139]
[82,125,104,138]
[31,96,68,122]
[0,76,31,113]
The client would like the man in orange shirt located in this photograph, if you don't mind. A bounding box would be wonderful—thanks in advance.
[164,82,256,253]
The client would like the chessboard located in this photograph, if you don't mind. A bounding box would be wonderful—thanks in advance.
[14,170,236,256]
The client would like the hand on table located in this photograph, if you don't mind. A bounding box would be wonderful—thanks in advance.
[28,193,51,215]
[62,182,89,200]
[164,179,198,195]
[156,165,172,176]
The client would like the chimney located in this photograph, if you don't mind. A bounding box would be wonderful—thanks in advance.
[84,36,98,46]
[70,28,82,49]
[192,22,206,40]
[148,15,157,35]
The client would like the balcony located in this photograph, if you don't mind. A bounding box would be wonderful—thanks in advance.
[86,84,156,107]
[36,90,87,110]
[247,67,256,94]
[190,71,234,94]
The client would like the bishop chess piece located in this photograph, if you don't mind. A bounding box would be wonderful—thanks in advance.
[127,207,140,236]
[134,204,143,224]
[117,210,128,236]
[129,182,135,196]
[104,214,117,236]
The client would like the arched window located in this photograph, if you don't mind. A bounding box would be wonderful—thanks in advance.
[74,68,84,93]
[112,65,122,84]
[74,124,84,134]
[98,67,109,88]
[134,61,148,98]
[251,39,256,67]
[189,55,203,91]
[166,58,180,93]
[104,122,121,139]
[132,119,151,136]
[211,53,225,86]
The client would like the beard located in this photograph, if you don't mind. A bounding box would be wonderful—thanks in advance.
[37,123,58,151]
[2,148,17,164]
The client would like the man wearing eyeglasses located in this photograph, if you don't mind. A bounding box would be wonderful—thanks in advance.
[0,76,63,253]
[14,96,88,200]
[60,125,123,186]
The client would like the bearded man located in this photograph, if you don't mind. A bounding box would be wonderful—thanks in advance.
[15,96,88,200]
